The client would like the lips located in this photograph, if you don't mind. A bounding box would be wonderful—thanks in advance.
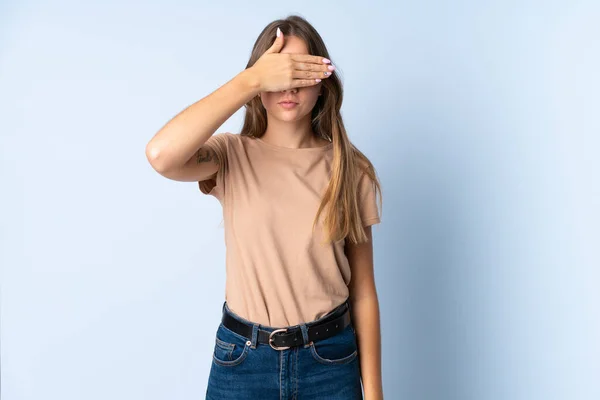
[279,101,298,109]
[278,100,298,104]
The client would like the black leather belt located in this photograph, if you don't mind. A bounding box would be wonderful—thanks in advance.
[221,301,352,350]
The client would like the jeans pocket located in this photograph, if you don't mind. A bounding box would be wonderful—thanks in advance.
[309,322,358,365]
[212,322,251,367]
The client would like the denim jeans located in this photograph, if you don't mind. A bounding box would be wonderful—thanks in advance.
[206,300,363,399]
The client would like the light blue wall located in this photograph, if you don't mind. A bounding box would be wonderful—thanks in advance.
[1,1,598,399]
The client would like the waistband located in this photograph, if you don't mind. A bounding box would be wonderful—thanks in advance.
[220,299,352,350]
[222,299,350,331]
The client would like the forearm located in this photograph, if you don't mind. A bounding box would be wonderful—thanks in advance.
[146,68,260,172]
[350,293,383,399]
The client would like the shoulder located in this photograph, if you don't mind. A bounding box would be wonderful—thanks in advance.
[213,131,238,142]
[208,133,259,158]
[205,132,243,150]
[220,132,250,146]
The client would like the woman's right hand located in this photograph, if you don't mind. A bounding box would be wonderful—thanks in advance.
[248,27,335,92]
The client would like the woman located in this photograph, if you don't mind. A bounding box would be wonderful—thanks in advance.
[146,15,383,400]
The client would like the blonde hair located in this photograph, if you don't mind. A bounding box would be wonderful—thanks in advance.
[240,15,382,245]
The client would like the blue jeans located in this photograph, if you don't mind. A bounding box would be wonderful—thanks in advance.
[206,300,363,399]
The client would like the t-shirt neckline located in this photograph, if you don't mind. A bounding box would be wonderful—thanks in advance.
[255,136,333,152]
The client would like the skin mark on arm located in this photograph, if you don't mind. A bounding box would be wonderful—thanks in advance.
[195,147,217,164]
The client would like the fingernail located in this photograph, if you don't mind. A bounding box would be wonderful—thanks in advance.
[328,65,336,71]
[322,58,331,63]
[277,27,281,37]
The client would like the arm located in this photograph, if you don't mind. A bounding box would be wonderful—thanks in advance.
[145,68,260,180]
[346,225,384,400]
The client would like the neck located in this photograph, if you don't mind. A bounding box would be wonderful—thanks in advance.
[262,115,322,149]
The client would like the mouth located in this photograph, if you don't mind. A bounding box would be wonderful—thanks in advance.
[278,101,298,109]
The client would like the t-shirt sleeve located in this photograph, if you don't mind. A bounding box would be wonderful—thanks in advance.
[197,132,233,201]
[357,171,381,227]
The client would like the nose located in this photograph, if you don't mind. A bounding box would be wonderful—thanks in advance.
[281,87,298,93]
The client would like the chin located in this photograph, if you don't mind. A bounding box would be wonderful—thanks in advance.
[275,113,303,122]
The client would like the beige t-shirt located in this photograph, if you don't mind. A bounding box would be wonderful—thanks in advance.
[198,132,381,327]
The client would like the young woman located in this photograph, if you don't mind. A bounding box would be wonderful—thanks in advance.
[146,15,383,400]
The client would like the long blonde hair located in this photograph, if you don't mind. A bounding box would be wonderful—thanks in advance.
[240,15,382,245]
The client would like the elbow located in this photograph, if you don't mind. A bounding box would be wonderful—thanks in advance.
[146,141,174,174]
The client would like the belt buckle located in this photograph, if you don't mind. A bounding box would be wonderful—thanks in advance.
[269,328,290,351]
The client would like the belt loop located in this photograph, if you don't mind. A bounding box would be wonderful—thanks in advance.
[250,323,259,349]
[299,323,311,348]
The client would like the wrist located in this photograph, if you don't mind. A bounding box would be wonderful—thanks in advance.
[237,68,261,96]
[364,384,384,400]
[364,391,384,400]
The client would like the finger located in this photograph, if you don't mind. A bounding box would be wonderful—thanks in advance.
[291,78,322,88]
[291,54,331,65]
[265,27,284,54]
[292,69,332,80]
[293,61,335,75]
